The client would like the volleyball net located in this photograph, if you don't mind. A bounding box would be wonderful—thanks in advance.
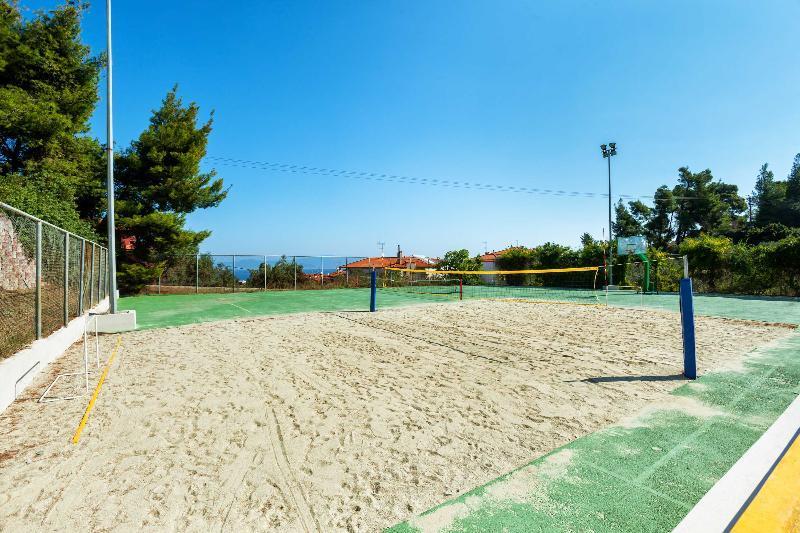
[380,266,602,304]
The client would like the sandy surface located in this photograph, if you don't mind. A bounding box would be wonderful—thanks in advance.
[0,300,792,532]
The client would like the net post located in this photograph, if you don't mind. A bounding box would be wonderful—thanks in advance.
[459,276,463,300]
[62,240,70,315]
[35,221,42,339]
[680,262,696,379]
[683,254,689,279]
[370,269,377,312]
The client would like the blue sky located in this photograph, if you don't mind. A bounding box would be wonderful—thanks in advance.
[25,0,800,257]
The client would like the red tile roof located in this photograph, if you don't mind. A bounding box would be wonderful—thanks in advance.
[479,246,528,262]
[344,256,437,269]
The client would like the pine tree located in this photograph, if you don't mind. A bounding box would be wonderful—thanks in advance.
[0,1,103,237]
[115,87,227,293]
[612,200,643,237]
[752,163,784,226]
[783,154,800,227]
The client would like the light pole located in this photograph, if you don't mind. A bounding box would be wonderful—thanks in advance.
[105,0,117,312]
[600,142,617,286]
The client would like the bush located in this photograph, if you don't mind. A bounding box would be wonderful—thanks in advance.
[679,235,732,292]
[495,247,535,285]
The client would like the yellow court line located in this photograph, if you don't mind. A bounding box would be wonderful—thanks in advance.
[732,430,800,532]
[385,266,599,275]
[71,336,122,445]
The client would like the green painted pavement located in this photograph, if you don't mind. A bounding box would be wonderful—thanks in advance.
[121,285,800,331]
[608,292,800,325]
[388,331,800,532]
[119,288,450,330]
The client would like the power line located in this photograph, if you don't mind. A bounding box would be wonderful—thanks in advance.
[205,156,737,202]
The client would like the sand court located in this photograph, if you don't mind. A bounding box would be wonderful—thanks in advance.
[0,300,792,531]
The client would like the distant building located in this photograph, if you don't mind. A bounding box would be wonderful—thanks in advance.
[479,246,528,271]
[478,246,530,281]
[343,246,437,273]
[120,235,137,251]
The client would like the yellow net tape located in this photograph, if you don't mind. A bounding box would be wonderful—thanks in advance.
[385,266,599,275]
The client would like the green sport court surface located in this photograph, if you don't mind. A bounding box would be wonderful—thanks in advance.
[120,287,800,330]
[118,287,800,530]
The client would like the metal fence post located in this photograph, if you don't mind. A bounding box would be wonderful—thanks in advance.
[98,248,103,301]
[369,269,377,312]
[89,243,96,307]
[293,256,297,290]
[78,239,86,315]
[232,254,236,292]
[195,254,199,294]
[63,232,69,326]
[264,254,267,291]
[35,221,42,339]
[345,256,349,287]
[321,256,324,286]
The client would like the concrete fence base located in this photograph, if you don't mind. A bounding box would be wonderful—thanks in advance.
[0,298,109,415]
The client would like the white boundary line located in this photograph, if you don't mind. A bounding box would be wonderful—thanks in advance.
[674,392,800,532]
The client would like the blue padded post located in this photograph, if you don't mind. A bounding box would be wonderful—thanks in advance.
[680,277,697,379]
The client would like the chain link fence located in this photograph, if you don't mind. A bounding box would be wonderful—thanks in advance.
[149,254,380,294]
[1,202,109,360]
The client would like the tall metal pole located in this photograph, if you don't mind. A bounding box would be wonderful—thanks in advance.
[105,0,118,313]
[607,155,613,286]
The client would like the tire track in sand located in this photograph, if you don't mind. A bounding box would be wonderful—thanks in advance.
[266,407,320,532]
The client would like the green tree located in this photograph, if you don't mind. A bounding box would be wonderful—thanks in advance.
[0,1,103,237]
[495,247,534,285]
[534,242,577,268]
[612,200,642,237]
[673,167,745,242]
[678,234,733,291]
[438,248,482,284]
[578,233,605,267]
[438,249,482,272]
[645,186,675,248]
[759,235,800,294]
[781,154,800,227]
[115,88,227,293]
[248,256,300,289]
[752,163,784,227]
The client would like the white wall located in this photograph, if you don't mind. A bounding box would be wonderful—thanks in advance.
[0,298,109,414]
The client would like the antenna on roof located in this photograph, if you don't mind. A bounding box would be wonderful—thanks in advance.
[377,242,385,257]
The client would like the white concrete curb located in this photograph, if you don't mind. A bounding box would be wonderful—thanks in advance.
[0,298,109,414]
